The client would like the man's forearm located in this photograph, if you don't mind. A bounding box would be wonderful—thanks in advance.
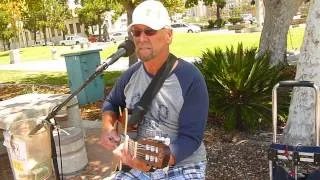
[102,111,117,131]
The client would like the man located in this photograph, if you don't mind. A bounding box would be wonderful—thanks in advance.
[99,0,209,179]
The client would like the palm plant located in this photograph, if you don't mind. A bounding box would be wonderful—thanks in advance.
[195,44,288,131]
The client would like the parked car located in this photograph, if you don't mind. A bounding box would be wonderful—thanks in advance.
[109,32,128,42]
[88,35,97,43]
[88,34,106,42]
[171,23,201,33]
[59,35,88,46]
[33,40,54,46]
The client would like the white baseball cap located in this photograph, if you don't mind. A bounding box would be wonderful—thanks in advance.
[128,0,171,30]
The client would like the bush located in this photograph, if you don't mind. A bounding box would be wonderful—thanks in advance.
[194,44,291,132]
[214,18,226,28]
[228,17,243,25]
[208,19,215,29]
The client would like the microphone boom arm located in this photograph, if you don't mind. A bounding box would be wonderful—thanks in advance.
[27,40,135,180]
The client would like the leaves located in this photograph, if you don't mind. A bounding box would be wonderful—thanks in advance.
[0,7,14,41]
[194,44,290,132]
[21,0,71,40]
[185,0,226,8]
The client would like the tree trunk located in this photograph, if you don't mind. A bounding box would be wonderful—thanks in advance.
[63,30,66,40]
[216,6,221,20]
[98,24,102,42]
[91,26,94,35]
[2,40,6,51]
[103,24,109,42]
[42,27,47,46]
[282,0,320,146]
[33,31,36,44]
[258,0,303,65]
[7,40,11,50]
[126,2,137,66]
[98,15,102,42]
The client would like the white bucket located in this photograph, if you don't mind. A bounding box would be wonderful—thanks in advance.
[4,119,54,180]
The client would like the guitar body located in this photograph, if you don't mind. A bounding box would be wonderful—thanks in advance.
[112,108,171,172]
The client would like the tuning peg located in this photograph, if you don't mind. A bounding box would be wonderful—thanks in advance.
[160,137,165,142]
[151,145,155,152]
[150,156,154,162]
[155,135,160,141]
[165,137,170,145]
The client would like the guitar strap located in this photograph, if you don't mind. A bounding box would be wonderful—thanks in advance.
[127,53,178,130]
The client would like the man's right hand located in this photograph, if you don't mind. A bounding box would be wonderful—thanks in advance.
[99,129,120,150]
[99,111,120,150]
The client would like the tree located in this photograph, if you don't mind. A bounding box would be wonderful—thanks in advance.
[46,0,71,42]
[185,0,226,20]
[21,9,39,45]
[282,0,320,145]
[0,0,25,49]
[257,0,304,65]
[214,0,226,20]
[37,0,70,44]
[77,0,121,41]
[22,0,44,44]
[0,7,14,50]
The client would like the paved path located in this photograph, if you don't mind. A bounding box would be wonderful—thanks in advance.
[0,57,129,72]
[0,121,117,179]
[0,57,199,72]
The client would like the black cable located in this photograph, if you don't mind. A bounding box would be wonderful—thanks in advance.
[57,127,63,180]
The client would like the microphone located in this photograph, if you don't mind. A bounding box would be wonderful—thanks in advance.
[96,40,135,72]
[109,40,135,65]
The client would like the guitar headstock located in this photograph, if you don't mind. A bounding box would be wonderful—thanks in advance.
[134,137,171,169]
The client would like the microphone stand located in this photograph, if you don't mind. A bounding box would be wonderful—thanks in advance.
[30,54,118,180]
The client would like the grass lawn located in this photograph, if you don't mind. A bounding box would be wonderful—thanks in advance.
[0,27,305,65]
[172,27,304,57]
[0,46,72,65]
[0,70,122,86]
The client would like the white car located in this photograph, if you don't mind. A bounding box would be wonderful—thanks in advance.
[33,40,54,46]
[171,23,201,33]
[59,35,88,46]
[109,32,128,43]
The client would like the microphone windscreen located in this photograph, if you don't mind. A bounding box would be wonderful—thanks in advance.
[118,40,135,57]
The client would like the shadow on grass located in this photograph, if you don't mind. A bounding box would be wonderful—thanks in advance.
[0,52,9,58]
[17,73,68,86]
[1,71,122,87]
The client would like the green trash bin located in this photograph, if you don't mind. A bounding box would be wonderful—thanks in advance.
[62,49,104,105]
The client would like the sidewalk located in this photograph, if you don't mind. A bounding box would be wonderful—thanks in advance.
[0,93,116,179]
[0,57,198,72]
[0,121,117,179]
[0,57,129,72]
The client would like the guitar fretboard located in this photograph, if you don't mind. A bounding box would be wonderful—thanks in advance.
[137,128,169,139]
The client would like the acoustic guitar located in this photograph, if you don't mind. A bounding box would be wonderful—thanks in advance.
[113,108,171,172]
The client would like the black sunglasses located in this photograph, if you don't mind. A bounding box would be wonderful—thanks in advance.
[130,29,158,37]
